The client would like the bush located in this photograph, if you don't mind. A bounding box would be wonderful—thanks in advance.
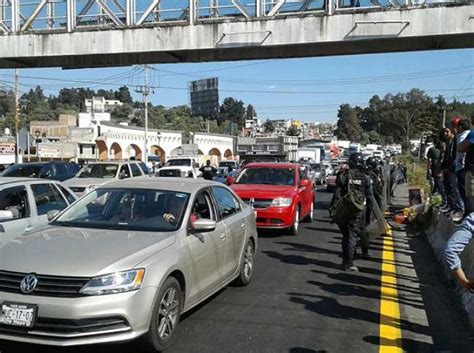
[407,163,430,196]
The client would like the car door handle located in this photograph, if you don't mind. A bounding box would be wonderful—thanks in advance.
[219,233,226,240]
[24,226,33,232]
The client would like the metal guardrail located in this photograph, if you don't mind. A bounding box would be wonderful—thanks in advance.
[0,0,470,34]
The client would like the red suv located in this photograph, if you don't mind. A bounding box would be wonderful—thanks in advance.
[230,162,314,235]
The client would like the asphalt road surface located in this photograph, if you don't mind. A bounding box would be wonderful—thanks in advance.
[1,188,473,353]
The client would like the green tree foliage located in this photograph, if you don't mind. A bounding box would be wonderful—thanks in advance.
[246,104,257,118]
[218,97,245,128]
[263,119,275,133]
[286,125,300,137]
[335,104,360,141]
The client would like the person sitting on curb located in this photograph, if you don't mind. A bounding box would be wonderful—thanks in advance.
[444,212,474,290]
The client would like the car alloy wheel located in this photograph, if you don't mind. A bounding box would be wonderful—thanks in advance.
[243,242,254,281]
[288,208,299,235]
[157,287,180,339]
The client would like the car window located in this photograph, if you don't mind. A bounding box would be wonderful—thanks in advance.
[54,164,67,175]
[0,186,30,220]
[130,163,142,177]
[212,187,241,219]
[119,165,131,179]
[139,162,150,175]
[3,164,42,178]
[55,184,76,204]
[191,191,216,222]
[236,167,295,186]
[78,164,118,178]
[31,183,68,216]
[41,164,54,178]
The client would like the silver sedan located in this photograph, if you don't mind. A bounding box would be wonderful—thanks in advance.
[0,178,257,351]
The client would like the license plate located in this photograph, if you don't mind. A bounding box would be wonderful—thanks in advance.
[0,302,37,328]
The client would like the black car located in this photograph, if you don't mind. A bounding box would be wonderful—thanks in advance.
[2,162,81,181]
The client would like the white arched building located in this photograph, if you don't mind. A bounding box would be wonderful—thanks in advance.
[95,122,182,162]
[191,132,235,160]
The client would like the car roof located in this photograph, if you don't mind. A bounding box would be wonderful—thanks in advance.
[99,177,224,193]
[242,162,297,169]
[86,161,138,165]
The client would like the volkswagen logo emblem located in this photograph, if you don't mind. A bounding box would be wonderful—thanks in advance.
[20,274,38,294]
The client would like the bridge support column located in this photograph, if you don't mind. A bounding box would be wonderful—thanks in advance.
[256,0,264,17]
[189,0,196,25]
[126,0,135,26]
[11,0,19,33]
[66,0,75,32]
[328,0,335,15]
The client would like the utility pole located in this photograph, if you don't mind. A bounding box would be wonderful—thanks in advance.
[135,65,153,163]
[439,105,453,128]
[14,68,19,164]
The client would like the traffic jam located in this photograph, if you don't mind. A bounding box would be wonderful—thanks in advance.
[0,157,325,352]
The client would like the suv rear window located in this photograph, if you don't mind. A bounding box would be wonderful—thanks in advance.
[3,164,42,178]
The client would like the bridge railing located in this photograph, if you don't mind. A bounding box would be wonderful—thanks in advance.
[0,0,470,35]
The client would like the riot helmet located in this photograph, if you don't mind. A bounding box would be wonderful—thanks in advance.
[366,157,378,171]
[348,152,365,170]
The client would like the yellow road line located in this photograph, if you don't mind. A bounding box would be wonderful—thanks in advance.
[379,227,403,353]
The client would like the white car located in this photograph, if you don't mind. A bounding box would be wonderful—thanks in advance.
[0,177,77,242]
[65,161,149,196]
[157,157,201,178]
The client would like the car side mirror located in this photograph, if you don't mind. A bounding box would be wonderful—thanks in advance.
[0,210,14,222]
[226,176,235,185]
[192,219,216,232]
[47,210,60,221]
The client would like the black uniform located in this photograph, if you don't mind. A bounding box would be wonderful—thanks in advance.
[200,165,217,180]
[336,166,374,270]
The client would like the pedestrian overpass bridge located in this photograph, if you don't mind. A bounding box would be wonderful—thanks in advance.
[0,0,473,68]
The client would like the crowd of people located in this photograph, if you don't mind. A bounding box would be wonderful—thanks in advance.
[427,116,473,222]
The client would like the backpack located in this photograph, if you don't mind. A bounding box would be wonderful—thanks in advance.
[329,172,366,225]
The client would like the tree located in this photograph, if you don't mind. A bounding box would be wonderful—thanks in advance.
[263,119,275,133]
[218,97,245,129]
[335,104,360,141]
[115,86,133,104]
[286,125,300,137]
[246,104,257,119]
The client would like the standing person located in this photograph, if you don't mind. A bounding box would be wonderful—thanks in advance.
[458,127,474,214]
[440,127,456,213]
[200,160,217,181]
[454,119,471,217]
[366,157,383,209]
[427,137,447,207]
[334,153,374,271]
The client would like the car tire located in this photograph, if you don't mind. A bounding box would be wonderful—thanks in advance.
[303,201,314,223]
[288,208,300,235]
[143,277,182,352]
[234,239,255,287]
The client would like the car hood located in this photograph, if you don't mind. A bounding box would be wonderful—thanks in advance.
[231,184,296,199]
[64,177,115,188]
[0,226,176,277]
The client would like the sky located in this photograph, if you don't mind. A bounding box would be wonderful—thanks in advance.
[0,48,472,124]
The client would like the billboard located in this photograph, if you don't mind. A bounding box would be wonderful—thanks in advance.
[189,78,219,118]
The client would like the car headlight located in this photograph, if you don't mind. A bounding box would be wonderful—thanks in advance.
[271,198,292,207]
[80,269,145,296]
[85,185,98,193]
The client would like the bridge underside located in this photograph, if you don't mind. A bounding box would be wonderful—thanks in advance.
[1,6,473,69]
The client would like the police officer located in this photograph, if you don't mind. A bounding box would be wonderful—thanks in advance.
[200,160,217,181]
[366,156,384,209]
[335,152,374,271]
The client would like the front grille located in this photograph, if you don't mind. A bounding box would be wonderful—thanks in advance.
[70,187,86,193]
[159,169,181,177]
[0,316,130,339]
[0,270,90,298]
[241,198,273,209]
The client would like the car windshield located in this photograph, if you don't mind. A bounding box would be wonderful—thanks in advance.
[78,164,119,179]
[166,159,191,167]
[310,164,321,170]
[236,167,295,186]
[3,164,42,178]
[219,161,235,168]
[53,188,190,232]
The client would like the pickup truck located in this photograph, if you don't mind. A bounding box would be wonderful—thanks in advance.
[157,157,201,178]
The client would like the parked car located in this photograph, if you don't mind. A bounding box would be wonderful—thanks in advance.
[65,161,148,196]
[2,162,80,181]
[229,162,314,235]
[309,163,327,185]
[0,178,257,351]
[0,177,77,243]
[157,157,201,178]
